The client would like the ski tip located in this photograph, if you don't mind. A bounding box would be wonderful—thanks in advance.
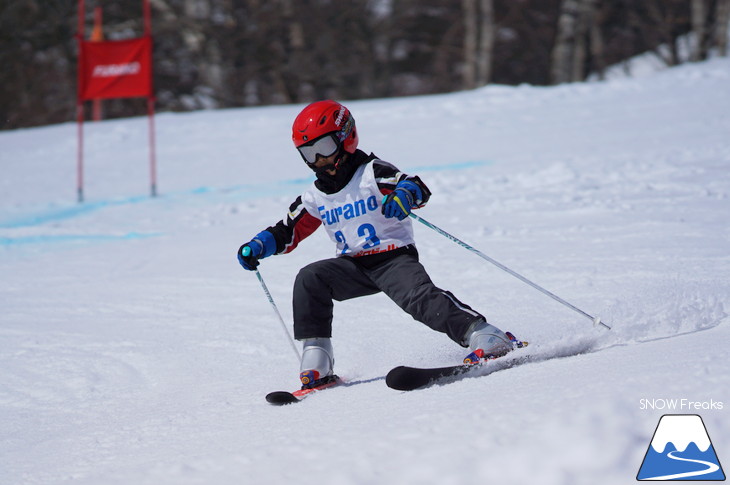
[385,366,416,391]
[265,391,300,405]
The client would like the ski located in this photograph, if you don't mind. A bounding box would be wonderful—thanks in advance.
[386,332,528,391]
[265,375,341,405]
[386,362,482,391]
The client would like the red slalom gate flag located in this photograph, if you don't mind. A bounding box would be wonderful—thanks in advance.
[77,36,152,101]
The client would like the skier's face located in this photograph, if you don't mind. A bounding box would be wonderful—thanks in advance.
[313,152,338,175]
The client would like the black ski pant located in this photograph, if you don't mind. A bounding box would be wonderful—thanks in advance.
[292,252,485,346]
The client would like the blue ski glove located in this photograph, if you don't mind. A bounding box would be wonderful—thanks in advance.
[237,231,277,271]
[382,180,424,221]
[238,241,263,270]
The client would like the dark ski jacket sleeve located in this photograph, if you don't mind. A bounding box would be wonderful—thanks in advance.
[264,196,322,255]
[372,158,431,208]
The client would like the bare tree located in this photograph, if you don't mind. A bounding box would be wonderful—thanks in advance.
[552,0,579,83]
[636,0,691,66]
[462,0,478,89]
[551,0,599,83]
[4,0,729,130]
[717,0,730,56]
[570,0,598,81]
[690,0,709,61]
[589,0,607,80]
[462,0,495,89]
[476,0,495,86]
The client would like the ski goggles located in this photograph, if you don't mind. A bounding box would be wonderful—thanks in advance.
[297,134,340,165]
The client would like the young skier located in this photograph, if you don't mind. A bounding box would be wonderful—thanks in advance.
[238,100,514,388]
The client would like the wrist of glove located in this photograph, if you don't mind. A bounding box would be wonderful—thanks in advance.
[382,180,424,221]
[237,231,277,271]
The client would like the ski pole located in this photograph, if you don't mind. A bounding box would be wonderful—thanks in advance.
[242,247,301,360]
[408,212,611,330]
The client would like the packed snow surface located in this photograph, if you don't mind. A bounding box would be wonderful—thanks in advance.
[1,58,729,485]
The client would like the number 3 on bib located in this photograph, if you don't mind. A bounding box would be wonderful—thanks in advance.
[335,223,381,255]
[358,223,381,249]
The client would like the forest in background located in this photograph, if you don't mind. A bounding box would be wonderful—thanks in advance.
[1,0,729,130]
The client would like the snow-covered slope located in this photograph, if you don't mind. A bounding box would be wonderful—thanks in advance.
[1,58,729,485]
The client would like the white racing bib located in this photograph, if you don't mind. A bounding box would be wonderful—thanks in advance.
[301,162,415,257]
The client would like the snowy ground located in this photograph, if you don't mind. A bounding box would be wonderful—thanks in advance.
[1,58,729,485]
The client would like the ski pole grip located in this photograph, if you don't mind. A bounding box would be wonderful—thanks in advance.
[242,246,251,257]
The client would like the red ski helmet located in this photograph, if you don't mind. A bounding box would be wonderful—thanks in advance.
[292,100,358,165]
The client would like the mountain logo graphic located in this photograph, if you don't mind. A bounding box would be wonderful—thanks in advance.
[637,414,725,481]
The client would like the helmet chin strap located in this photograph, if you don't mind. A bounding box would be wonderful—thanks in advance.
[333,148,350,168]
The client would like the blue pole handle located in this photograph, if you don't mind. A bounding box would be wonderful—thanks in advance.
[242,245,251,257]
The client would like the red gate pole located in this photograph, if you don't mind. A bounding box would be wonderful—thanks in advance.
[91,6,104,122]
[76,104,85,203]
[76,0,86,203]
[143,0,157,197]
[148,97,157,197]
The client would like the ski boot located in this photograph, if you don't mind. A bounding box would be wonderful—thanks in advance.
[299,337,339,389]
[463,321,525,365]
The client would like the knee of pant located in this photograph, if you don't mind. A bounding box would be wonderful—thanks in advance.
[400,282,436,316]
[295,263,323,290]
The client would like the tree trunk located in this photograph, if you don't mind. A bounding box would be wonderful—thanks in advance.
[571,0,591,81]
[551,0,579,84]
[690,0,708,61]
[716,0,730,56]
[462,0,478,89]
[476,0,494,86]
[552,0,598,84]
[590,1,606,80]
